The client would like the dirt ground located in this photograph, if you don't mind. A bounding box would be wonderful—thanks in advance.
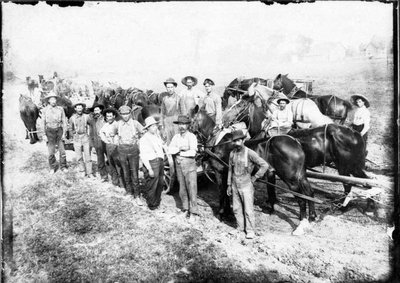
[2,61,395,282]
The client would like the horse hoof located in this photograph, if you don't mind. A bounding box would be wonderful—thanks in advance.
[30,140,37,144]
[292,219,310,236]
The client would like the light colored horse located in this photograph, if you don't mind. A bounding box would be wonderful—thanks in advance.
[248,83,333,129]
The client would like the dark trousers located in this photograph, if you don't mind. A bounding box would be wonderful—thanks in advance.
[106,143,122,186]
[351,124,368,153]
[118,144,140,197]
[143,158,164,209]
[176,157,198,214]
[94,141,108,180]
[45,127,67,170]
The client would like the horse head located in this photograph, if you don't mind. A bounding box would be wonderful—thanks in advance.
[222,98,251,128]
[190,105,215,142]
[273,74,296,95]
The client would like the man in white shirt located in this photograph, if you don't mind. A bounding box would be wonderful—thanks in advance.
[351,94,371,156]
[179,76,205,116]
[139,117,167,210]
[270,98,293,135]
[168,115,200,219]
[199,78,223,128]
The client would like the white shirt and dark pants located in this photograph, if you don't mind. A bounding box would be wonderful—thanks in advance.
[169,131,199,215]
[140,131,165,210]
[351,106,370,154]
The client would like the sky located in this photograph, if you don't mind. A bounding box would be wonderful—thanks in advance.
[2,1,393,90]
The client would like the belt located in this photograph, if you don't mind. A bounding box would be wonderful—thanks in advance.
[177,155,195,159]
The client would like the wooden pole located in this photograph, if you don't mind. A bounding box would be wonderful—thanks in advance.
[306,171,393,190]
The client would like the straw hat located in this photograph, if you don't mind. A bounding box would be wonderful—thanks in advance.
[44,91,59,101]
[351,94,370,108]
[163,78,178,87]
[73,101,86,108]
[181,76,198,87]
[119,105,132,115]
[143,116,159,129]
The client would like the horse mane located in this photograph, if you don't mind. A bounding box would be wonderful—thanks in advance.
[244,137,269,147]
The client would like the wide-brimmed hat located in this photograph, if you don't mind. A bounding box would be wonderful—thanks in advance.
[102,107,119,117]
[277,98,290,104]
[181,76,198,87]
[351,94,370,108]
[164,78,178,87]
[203,78,215,86]
[119,105,132,115]
[89,102,105,112]
[44,91,59,101]
[73,101,86,108]
[173,115,191,124]
[143,116,159,129]
[231,130,247,141]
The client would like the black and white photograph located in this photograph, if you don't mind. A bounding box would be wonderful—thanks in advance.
[2,1,397,282]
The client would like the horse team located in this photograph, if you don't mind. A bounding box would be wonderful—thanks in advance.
[19,73,370,235]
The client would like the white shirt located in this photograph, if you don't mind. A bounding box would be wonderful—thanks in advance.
[353,105,370,135]
[139,131,165,169]
[168,131,197,157]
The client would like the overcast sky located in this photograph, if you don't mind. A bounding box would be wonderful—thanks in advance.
[2,1,393,90]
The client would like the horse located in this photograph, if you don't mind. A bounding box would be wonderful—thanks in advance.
[222,77,272,110]
[191,107,317,234]
[273,74,352,124]
[19,94,40,144]
[222,97,369,199]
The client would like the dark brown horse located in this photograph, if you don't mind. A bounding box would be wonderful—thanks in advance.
[19,94,40,144]
[222,77,272,110]
[223,97,369,196]
[191,107,317,234]
[273,74,352,124]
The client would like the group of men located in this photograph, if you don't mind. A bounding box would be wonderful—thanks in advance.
[40,75,371,239]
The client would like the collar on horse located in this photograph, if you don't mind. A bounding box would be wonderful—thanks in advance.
[287,85,299,98]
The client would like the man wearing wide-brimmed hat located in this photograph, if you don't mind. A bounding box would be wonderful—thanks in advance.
[227,130,272,239]
[168,115,200,220]
[199,78,223,128]
[42,91,68,173]
[87,102,108,182]
[269,97,293,135]
[116,105,145,205]
[350,94,371,155]
[69,100,93,178]
[100,107,123,187]
[139,117,167,210]
[179,75,205,117]
[161,78,181,143]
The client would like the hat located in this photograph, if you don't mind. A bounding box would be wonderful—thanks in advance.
[277,98,290,104]
[102,107,119,117]
[203,78,215,86]
[44,91,59,101]
[164,78,178,87]
[119,105,132,114]
[73,101,86,108]
[181,76,198,87]
[173,115,191,124]
[89,102,105,112]
[143,116,159,129]
[231,130,247,141]
[351,94,370,108]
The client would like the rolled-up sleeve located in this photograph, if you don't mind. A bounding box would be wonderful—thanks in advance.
[249,149,269,179]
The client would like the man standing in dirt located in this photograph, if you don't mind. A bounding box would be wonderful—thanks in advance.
[88,102,108,182]
[100,107,123,187]
[227,130,272,239]
[179,76,205,116]
[70,101,93,178]
[168,115,200,220]
[139,117,167,210]
[116,105,144,206]
[161,78,181,144]
[42,92,68,173]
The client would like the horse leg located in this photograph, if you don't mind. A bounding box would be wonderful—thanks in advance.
[264,173,277,214]
[292,194,311,236]
[300,177,317,222]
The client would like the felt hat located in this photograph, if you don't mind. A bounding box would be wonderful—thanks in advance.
[181,76,198,86]
[231,129,247,141]
[89,102,105,112]
[119,105,132,115]
[351,94,370,108]
[277,98,290,104]
[102,107,119,117]
[173,115,191,124]
[143,116,159,129]
[163,78,178,87]
[203,78,215,86]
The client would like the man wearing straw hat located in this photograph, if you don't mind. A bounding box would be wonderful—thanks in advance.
[227,130,272,239]
[161,78,181,143]
[350,94,371,155]
[168,115,200,220]
[69,100,93,178]
[139,117,167,210]
[88,102,108,182]
[100,107,123,187]
[42,91,68,173]
[269,98,293,135]
[179,75,205,117]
